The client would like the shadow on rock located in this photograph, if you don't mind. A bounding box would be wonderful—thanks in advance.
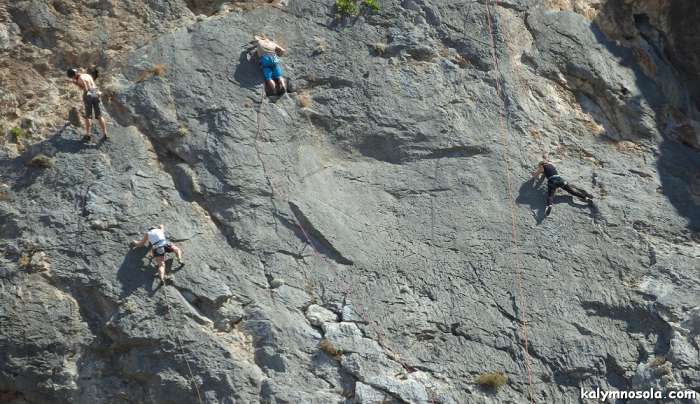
[233,49,264,90]
[591,3,700,232]
[657,140,700,231]
[516,177,547,223]
[517,179,596,224]
[117,247,157,298]
[9,124,101,191]
[118,249,188,299]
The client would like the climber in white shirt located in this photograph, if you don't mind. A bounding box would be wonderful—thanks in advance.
[130,224,184,283]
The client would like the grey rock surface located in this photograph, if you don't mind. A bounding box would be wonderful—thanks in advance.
[306,303,338,326]
[1,0,699,403]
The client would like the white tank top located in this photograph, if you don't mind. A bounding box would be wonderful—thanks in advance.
[147,228,166,245]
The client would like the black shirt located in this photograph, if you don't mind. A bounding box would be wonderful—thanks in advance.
[542,163,558,178]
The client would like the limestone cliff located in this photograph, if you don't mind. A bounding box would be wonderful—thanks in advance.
[1,1,699,403]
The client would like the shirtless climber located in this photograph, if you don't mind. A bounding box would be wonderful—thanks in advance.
[532,155,594,216]
[253,35,287,96]
[130,224,184,283]
[67,67,108,142]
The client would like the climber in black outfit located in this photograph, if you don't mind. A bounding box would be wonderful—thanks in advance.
[532,156,594,216]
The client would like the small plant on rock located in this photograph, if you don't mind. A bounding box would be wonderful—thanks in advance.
[373,42,387,56]
[26,154,54,169]
[650,355,666,368]
[476,372,507,391]
[297,92,312,108]
[319,339,342,359]
[313,36,328,54]
[10,126,25,143]
[364,0,380,12]
[177,126,190,137]
[335,0,380,17]
[336,0,359,16]
[136,64,168,83]
[152,64,167,76]
[18,253,31,268]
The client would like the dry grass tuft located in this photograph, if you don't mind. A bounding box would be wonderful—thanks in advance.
[615,140,642,153]
[650,356,666,368]
[476,372,507,390]
[152,64,167,76]
[26,154,54,168]
[319,339,341,358]
[136,64,167,83]
[373,42,387,56]
[297,92,312,108]
[313,36,328,54]
[18,254,30,268]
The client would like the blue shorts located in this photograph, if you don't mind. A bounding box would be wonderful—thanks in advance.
[260,53,283,81]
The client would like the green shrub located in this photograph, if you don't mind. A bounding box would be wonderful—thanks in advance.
[476,372,507,390]
[336,0,380,17]
[336,0,359,16]
[10,126,25,143]
[364,0,380,12]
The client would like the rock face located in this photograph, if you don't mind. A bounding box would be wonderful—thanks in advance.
[1,1,699,403]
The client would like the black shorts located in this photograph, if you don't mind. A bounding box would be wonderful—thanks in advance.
[547,175,567,191]
[152,243,175,257]
[83,92,102,119]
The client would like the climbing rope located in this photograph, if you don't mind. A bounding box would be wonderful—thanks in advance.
[161,284,205,404]
[484,1,535,402]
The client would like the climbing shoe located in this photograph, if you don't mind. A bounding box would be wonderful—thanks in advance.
[545,205,553,217]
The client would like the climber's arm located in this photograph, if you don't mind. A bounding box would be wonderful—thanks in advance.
[131,233,148,248]
[531,165,544,178]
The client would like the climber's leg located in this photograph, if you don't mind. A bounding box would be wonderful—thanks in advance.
[562,183,593,202]
[265,79,277,96]
[168,244,184,265]
[545,177,564,216]
[154,256,166,283]
[92,97,108,139]
[83,117,93,142]
[98,117,108,139]
[261,62,278,96]
[82,93,94,142]
[272,64,285,95]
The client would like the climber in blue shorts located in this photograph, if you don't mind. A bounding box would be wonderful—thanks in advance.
[254,35,287,96]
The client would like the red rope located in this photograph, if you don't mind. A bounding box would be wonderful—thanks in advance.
[484,1,535,402]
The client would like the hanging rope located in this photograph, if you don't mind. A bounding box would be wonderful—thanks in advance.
[484,1,535,402]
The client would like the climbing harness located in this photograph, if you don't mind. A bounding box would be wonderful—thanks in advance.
[485,0,535,402]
